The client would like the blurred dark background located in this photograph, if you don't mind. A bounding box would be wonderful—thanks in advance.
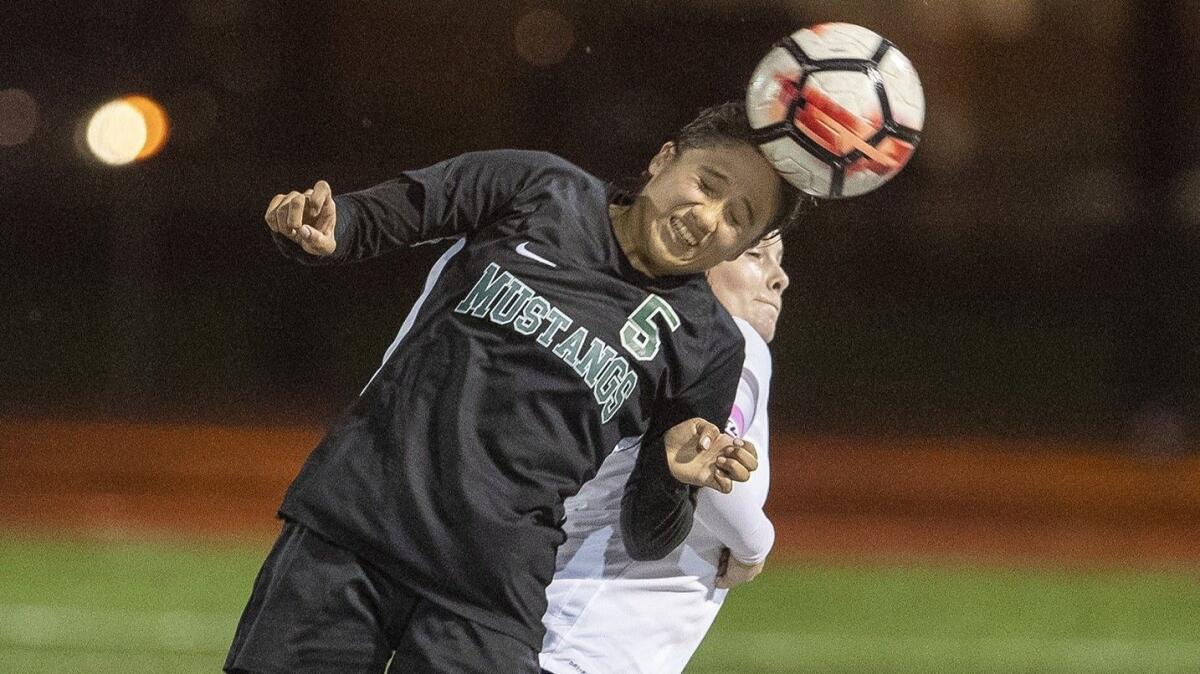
[3,0,1199,448]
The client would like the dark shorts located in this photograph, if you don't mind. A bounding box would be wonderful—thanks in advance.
[225,520,538,674]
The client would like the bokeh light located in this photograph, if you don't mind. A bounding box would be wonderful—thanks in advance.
[125,95,170,160]
[84,95,170,166]
[514,8,575,67]
[0,88,39,146]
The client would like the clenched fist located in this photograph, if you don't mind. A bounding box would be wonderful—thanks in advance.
[265,180,337,256]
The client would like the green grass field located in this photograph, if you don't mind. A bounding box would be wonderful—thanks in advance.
[1,537,1198,673]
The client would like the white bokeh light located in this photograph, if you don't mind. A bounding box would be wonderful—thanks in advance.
[86,99,148,165]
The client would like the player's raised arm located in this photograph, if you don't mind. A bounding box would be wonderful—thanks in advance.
[265,173,432,265]
[265,150,560,265]
[696,460,774,589]
[620,327,752,561]
[620,420,757,561]
[618,420,708,562]
[696,335,776,588]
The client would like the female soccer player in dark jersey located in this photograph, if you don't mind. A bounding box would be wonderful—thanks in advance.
[225,102,803,674]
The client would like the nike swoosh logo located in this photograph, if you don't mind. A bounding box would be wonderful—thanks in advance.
[515,241,558,268]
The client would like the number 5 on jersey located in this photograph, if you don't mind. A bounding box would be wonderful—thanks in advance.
[620,294,681,361]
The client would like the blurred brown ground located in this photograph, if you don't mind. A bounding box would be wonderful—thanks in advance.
[1,418,1198,568]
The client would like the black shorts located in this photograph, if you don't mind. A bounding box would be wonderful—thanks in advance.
[225,520,538,674]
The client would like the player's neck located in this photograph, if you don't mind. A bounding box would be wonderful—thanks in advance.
[609,203,657,278]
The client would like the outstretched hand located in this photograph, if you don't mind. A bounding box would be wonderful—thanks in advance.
[265,180,337,256]
[663,418,758,493]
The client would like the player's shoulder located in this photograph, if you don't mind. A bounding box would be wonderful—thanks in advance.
[732,316,772,377]
[679,283,745,360]
[713,298,744,343]
[684,279,740,329]
[453,149,600,187]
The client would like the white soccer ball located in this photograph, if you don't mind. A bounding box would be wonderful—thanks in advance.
[746,23,925,199]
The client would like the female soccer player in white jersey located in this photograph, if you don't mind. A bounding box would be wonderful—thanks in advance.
[540,235,789,674]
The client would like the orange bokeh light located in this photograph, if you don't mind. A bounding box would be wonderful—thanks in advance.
[122,94,169,159]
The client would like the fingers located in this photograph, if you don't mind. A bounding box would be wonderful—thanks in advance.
[264,182,337,256]
[310,180,333,221]
[272,195,292,234]
[664,421,755,489]
[301,181,337,244]
[708,471,733,494]
[266,190,305,237]
[665,417,718,453]
[715,454,751,483]
[724,440,758,474]
[694,419,719,450]
[299,223,336,256]
[265,194,286,231]
[705,436,757,485]
[737,438,758,463]
[716,558,764,589]
[284,191,305,232]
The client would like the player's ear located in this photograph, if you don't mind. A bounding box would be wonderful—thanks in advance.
[647,142,677,177]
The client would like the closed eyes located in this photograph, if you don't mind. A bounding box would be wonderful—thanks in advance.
[698,167,756,230]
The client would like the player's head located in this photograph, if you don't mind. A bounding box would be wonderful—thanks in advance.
[629,101,804,276]
[707,235,788,343]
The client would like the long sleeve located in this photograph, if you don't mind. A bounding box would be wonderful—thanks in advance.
[271,150,555,264]
[620,325,744,561]
[620,432,696,561]
[693,463,775,565]
[694,318,775,564]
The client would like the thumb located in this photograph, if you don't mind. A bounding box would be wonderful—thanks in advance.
[308,180,331,217]
[694,419,719,450]
[299,224,336,256]
[310,181,336,235]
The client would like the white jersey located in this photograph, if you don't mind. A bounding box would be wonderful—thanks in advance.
[540,317,774,674]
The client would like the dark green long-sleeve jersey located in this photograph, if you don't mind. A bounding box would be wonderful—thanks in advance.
[272,150,743,648]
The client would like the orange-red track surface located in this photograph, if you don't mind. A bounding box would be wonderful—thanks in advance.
[2,418,1198,569]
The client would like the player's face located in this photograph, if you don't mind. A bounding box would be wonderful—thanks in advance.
[707,238,788,343]
[635,142,784,276]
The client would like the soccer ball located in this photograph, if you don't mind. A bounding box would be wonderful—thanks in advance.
[746,23,925,199]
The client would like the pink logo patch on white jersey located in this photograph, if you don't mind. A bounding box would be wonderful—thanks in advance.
[725,405,746,438]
